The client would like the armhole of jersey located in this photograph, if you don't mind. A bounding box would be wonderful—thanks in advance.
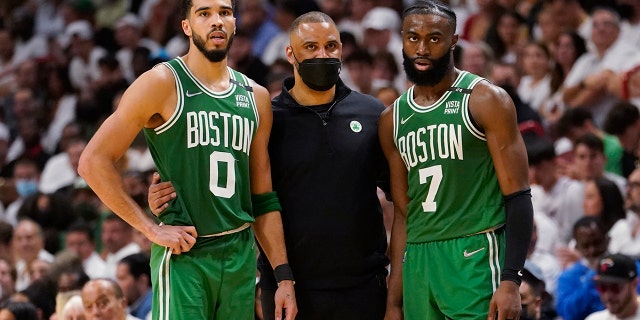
[155,62,184,135]
[461,77,488,141]
[234,69,260,127]
[392,97,401,146]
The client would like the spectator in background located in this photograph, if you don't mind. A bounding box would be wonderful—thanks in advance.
[343,49,374,94]
[526,216,562,300]
[554,32,588,83]
[542,31,588,128]
[65,222,106,279]
[18,275,58,320]
[41,64,78,156]
[521,260,554,320]
[605,62,640,108]
[64,20,108,93]
[603,101,640,178]
[81,278,141,320]
[586,253,640,320]
[29,258,52,283]
[116,253,151,320]
[317,0,346,25]
[261,0,320,66]
[6,116,49,175]
[566,133,627,195]
[100,214,140,280]
[556,108,625,179]
[4,158,41,226]
[0,301,38,320]
[607,168,640,257]
[583,177,626,235]
[556,216,610,320]
[114,13,160,83]
[59,294,85,320]
[526,137,584,245]
[517,42,560,123]
[8,9,49,70]
[0,27,19,98]
[461,0,502,42]
[17,192,76,254]
[131,47,154,80]
[5,86,48,167]
[33,0,66,41]
[561,7,638,128]
[532,6,562,55]
[12,218,54,291]
[76,54,128,129]
[227,29,269,87]
[39,138,86,196]
[237,0,280,60]
[371,51,402,93]
[374,86,400,108]
[458,41,494,79]
[361,7,403,83]
[0,257,15,306]
[484,10,528,64]
[543,0,590,40]
[336,0,375,44]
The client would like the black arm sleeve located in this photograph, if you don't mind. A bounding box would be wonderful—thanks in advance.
[501,188,534,286]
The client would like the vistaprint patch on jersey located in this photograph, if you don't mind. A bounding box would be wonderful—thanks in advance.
[350,120,362,133]
[235,94,251,108]
[444,101,460,114]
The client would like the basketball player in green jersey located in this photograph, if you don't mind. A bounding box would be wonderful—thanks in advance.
[77,0,296,319]
[379,1,533,320]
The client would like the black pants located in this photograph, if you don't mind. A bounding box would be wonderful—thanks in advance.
[260,274,387,320]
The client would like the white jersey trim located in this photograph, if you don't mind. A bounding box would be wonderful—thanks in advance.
[462,77,487,141]
[175,57,235,98]
[155,62,183,135]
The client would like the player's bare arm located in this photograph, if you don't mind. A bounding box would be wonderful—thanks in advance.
[379,106,408,320]
[469,81,533,320]
[79,66,197,255]
[248,82,297,320]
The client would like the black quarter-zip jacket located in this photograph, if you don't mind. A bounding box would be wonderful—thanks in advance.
[258,77,390,290]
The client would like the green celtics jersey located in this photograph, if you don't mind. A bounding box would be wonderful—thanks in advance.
[143,57,258,236]
[392,71,505,243]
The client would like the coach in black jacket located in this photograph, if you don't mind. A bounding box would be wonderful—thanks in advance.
[257,12,390,320]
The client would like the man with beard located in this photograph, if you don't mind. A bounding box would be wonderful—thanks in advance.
[149,11,390,319]
[76,0,296,319]
[379,1,533,319]
[586,253,640,320]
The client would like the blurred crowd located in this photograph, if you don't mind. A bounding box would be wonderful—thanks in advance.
[0,0,640,319]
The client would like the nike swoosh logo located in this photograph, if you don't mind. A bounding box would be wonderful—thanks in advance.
[463,247,486,258]
[518,270,523,277]
[400,113,415,125]
[186,91,203,97]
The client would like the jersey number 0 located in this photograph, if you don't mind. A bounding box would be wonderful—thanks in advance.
[209,151,236,198]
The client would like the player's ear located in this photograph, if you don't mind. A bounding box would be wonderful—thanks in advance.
[181,19,191,37]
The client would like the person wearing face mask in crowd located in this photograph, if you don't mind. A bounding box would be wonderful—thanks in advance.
[149,11,390,319]
[4,158,40,226]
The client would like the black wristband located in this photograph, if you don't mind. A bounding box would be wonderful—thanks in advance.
[501,268,522,286]
[501,188,533,286]
[274,263,294,284]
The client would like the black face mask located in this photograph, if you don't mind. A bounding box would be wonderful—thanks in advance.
[293,53,341,91]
